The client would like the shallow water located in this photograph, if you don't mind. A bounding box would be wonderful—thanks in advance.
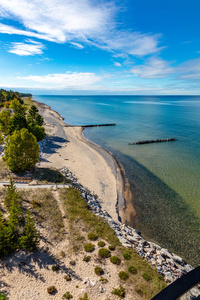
[34,95,200,266]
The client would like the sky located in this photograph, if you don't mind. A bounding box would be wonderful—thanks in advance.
[0,0,200,95]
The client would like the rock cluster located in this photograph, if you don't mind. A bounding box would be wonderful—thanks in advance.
[59,167,200,297]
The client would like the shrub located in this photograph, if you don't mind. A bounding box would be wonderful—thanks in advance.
[64,274,72,281]
[47,286,56,294]
[111,285,126,298]
[108,245,115,251]
[98,248,111,258]
[118,271,129,281]
[97,241,105,247]
[84,243,95,252]
[99,276,108,284]
[123,252,131,260]
[83,255,91,262]
[52,265,60,271]
[79,293,89,300]
[0,292,8,300]
[94,266,104,276]
[88,233,98,241]
[128,266,137,274]
[110,256,121,265]
[142,272,151,281]
[63,291,73,299]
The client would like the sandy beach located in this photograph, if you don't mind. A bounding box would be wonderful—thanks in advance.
[37,101,136,224]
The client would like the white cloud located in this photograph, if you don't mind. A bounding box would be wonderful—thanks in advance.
[0,0,162,57]
[130,57,173,78]
[70,42,84,49]
[177,57,200,80]
[114,62,122,67]
[18,72,102,88]
[8,40,44,55]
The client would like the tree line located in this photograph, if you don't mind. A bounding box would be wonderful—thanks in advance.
[0,90,45,173]
[0,179,39,257]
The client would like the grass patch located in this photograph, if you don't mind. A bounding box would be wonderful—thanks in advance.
[22,97,34,109]
[64,275,72,281]
[118,271,129,281]
[83,255,91,262]
[21,188,64,242]
[123,252,131,260]
[59,187,166,299]
[47,286,56,295]
[84,243,95,252]
[88,232,98,241]
[0,160,10,181]
[0,292,8,300]
[99,276,108,284]
[128,266,137,274]
[108,245,115,251]
[32,167,70,184]
[59,187,120,252]
[111,285,126,298]
[63,291,73,299]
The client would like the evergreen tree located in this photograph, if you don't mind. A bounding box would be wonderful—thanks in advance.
[3,128,39,173]
[18,210,39,251]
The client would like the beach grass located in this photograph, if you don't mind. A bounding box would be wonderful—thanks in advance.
[32,167,70,184]
[59,187,166,299]
[0,160,10,180]
[21,188,64,241]
[21,96,35,109]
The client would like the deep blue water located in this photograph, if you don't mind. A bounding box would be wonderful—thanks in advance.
[34,95,200,266]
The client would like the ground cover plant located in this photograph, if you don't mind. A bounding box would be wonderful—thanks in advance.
[110,256,121,265]
[59,187,166,299]
[94,266,104,275]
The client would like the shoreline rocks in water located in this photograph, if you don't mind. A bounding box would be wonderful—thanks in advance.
[59,168,198,286]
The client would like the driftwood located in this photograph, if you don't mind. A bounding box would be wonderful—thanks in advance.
[128,138,177,145]
[82,124,116,128]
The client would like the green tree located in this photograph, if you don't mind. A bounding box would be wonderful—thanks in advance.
[8,113,28,134]
[3,128,39,173]
[4,178,20,208]
[18,210,39,251]
[0,110,11,134]
[28,105,44,126]
[0,133,4,144]
[9,98,26,115]
[30,125,45,141]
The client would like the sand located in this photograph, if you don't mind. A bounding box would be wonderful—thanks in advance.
[0,101,139,300]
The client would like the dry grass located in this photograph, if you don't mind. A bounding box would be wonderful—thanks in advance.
[0,160,11,180]
[21,97,35,109]
[21,188,64,242]
[59,187,166,299]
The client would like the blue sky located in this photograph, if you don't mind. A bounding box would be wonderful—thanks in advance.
[0,0,200,95]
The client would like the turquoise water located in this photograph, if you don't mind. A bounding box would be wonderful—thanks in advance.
[34,95,200,266]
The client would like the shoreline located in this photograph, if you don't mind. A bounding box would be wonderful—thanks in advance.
[35,98,136,224]
[33,98,198,289]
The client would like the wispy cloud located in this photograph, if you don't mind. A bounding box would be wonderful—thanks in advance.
[130,57,173,78]
[114,62,122,67]
[0,0,162,57]
[70,42,84,49]
[18,72,102,88]
[177,57,200,80]
[8,39,44,56]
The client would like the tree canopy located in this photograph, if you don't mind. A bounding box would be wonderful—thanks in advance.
[3,128,39,173]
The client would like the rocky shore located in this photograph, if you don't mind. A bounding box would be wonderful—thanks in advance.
[58,166,200,299]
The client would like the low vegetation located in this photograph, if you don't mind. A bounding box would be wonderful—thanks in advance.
[110,256,121,265]
[123,252,131,260]
[111,285,126,298]
[118,271,129,281]
[21,188,64,242]
[47,286,56,294]
[52,265,60,272]
[0,292,8,300]
[63,291,73,299]
[98,248,111,258]
[88,233,98,241]
[128,265,137,274]
[97,241,105,247]
[84,243,95,252]
[94,266,104,276]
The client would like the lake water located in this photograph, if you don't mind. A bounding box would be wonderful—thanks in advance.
[34,95,200,266]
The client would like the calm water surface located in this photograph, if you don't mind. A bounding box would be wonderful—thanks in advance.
[34,95,200,266]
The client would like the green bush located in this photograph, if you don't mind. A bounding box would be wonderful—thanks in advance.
[111,285,126,298]
[98,248,111,258]
[88,233,98,241]
[52,265,60,271]
[108,245,115,251]
[63,291,73,299]
[142,272,152,281]
[110,256,121,265]
[0,292,8,300]
[118,271,129,281]
[94,266,104,276]
[97,241,105,247]
[123,252,131,260]
[79,293,89,300]
[47,286,56,294]
[84,243,95,252]
[128,266,137,274]
[99,276,108,284]
[64,274,72,281]
[83,255,91,262]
